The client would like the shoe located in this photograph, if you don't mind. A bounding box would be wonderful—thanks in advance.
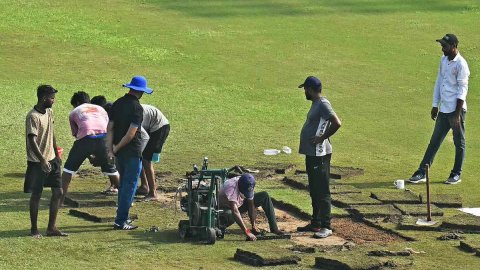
[102,187,118,196]
[445,173,461,185]
[313,228,332,239]
[113,222,138,230]
[408,172,426,184]
[297,223,321,232]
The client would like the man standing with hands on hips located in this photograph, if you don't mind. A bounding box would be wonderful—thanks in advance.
[296,76,342,239]
[409,34,470,185]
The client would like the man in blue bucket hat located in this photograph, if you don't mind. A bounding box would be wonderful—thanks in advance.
[107,76,153,230]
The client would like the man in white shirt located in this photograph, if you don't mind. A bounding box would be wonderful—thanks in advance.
[409,34,470,185]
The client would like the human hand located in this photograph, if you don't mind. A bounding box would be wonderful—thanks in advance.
[311,136,324,145]
[246,232,257,241]
[431,107,439,120]
[40,159,52,173]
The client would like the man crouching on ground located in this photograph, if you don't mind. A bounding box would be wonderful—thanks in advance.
[218,173,283,241]
[24,85,67,238]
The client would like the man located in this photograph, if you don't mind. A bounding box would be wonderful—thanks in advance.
[136,104,170,201]
[24,84,66,238]
[107,76,153,230]
[296,76,342,239]
[409,34,470,185]
[60,91,120,205]
[218,173,283,241]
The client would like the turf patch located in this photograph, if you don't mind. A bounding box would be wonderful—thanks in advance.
[419,193,463,208]
[349,204,402,219]
[234,248,300,266]
[64,193,117,208]
[69,207,138,223]
[397,216,442,231]
[370,190,420,204]
[459,240,480,253]
[332,193,382,208]
[315,256,401,270]
[393,203,444,216]
[441,213,480,232]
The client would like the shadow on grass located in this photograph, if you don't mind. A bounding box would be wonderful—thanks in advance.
[348,181,395,189]
[3,172,24,178]
[0,224,114,239]
[149,0,475,18]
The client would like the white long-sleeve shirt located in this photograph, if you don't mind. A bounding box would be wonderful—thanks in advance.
[432,53,470,113]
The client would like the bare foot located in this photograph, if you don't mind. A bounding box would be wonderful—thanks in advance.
[272,229,285,236]
[30,231,42,239]
[143,195,160,202]
[45,229,68,237]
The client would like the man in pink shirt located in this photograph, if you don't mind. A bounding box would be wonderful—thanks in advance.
[218,173,283,241]
[60,91,120,205]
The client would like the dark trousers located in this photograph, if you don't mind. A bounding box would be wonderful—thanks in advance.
[418,110,466,175]
[224,191,279,232]
[306,154,331,229]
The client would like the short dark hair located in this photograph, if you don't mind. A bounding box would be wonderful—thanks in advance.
[37,85,58,99]
[103,102,113,114]
[91,95,107,107]
[70,91,90,106]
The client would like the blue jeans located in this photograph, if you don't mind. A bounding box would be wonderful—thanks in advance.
[418,110,466,175]
[115,153,142,225]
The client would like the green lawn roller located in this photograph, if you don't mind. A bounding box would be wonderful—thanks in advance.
[178,157,229,244]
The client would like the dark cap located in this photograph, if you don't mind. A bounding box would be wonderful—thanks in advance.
[37,84,58,99]
[298,76,322,91]
[436,34,459,46]
[238,173,256,200]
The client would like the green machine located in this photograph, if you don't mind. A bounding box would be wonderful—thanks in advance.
[178,157,230,244]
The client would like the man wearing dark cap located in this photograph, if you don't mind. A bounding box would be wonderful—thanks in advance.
[25,85,66,237]
[409,34,470,185]
[296,76,342,238]
[218,173,283,241]
[106,76,153,230]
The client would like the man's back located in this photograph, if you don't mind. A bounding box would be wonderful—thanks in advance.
[69,103,108,140]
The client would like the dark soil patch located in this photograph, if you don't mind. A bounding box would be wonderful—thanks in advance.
[332,193,382,208]
[441,213,480,232]
[349,205,402,219]
[419,193,463,208]
[69,207,137,223]
[315,256,400,270]
[393,203,444,217]
[64,192,116,208]
[155,171,184,192]
[76,168,104,179]
[234,249,300,267]
[3,172,25,178]
[282,176,361,195]
[333,218,404,244]
[370,190,420,204]
[295,165,364,179]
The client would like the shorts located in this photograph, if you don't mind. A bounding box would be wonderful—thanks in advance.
[63,136,118,176]
[24,158,62,193]
[143,124,170,161]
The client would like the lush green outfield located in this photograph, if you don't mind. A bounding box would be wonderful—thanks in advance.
[1,0,480,269]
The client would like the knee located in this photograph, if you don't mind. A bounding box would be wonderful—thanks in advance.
[52,188,63,198]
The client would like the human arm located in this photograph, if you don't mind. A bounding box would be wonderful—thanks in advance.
[452,61,470,129]
[311,114,342,144]
[229,201,256,241]
[27,135,51,173]
[113,124,138,154]
[246,199,260,234]
[69,113,78,138]
[106,121,115,159]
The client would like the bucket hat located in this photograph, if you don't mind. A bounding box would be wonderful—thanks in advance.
[123,76,153,94]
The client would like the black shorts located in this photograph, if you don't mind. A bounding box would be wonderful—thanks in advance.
[143,124,170,161]
[24,158,62,193]
[63,136,118,175]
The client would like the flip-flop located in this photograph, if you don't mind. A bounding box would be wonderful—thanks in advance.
[30,233,42,239]
[46,231,69,237]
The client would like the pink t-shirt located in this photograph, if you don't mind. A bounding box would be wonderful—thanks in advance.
[69,104,109,140]
[219,176,253,208]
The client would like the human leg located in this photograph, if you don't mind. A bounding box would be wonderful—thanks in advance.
[114,154,142,227]
[417,113,451,172]
[142,160,158,199]
[29,191,42,237]
[252,191,280,233]
[450,110,466,175]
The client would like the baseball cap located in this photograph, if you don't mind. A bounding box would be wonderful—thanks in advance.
[298,76,322,90]
[238,173,256,200]
[436,34,459,46]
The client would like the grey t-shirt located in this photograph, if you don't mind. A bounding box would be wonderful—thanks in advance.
[141,104,169,133]
[299,97,336,157]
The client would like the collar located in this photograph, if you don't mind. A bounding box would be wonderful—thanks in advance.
[448,52,461,62]
[34,105,46,114]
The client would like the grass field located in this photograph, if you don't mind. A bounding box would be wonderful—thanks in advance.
[1,0,480,269]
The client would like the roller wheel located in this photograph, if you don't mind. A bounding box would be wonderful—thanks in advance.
[205,228,216,245]
[178,220,190,239]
